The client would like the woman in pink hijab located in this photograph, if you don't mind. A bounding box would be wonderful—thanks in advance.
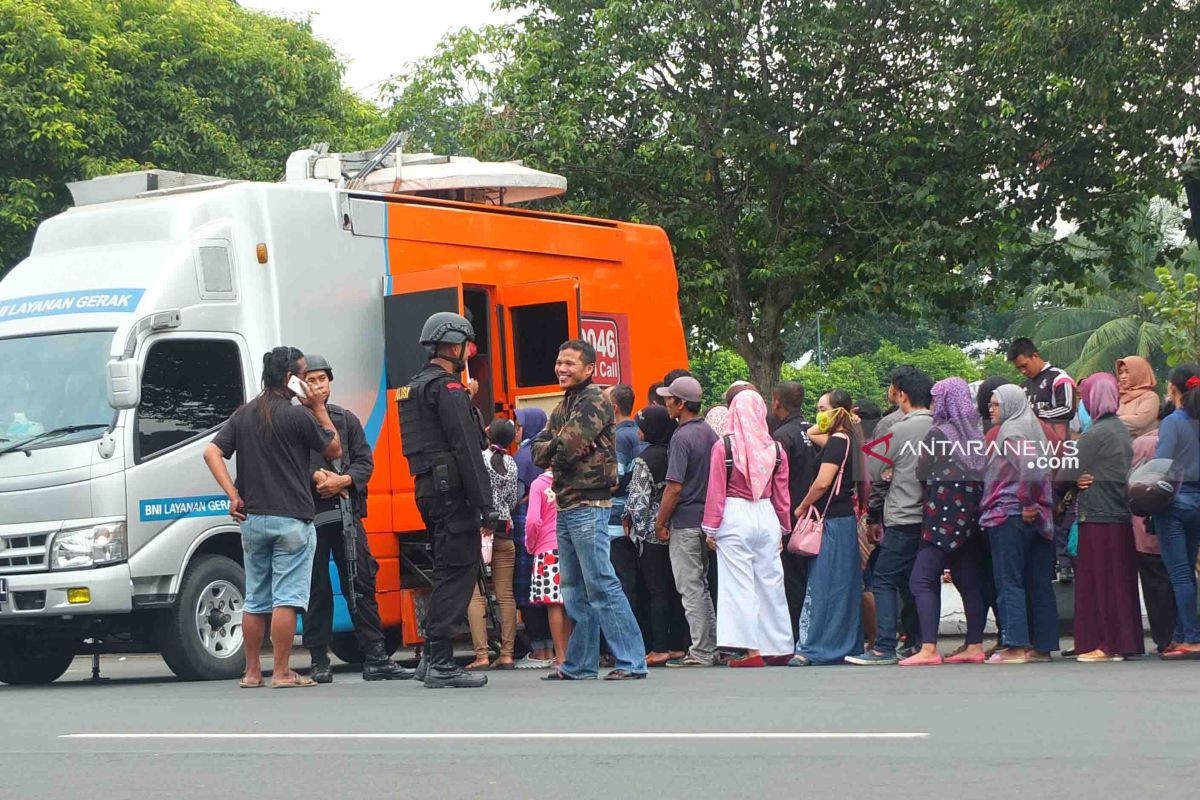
[1069,372,1143,662]
[701,389,794,667]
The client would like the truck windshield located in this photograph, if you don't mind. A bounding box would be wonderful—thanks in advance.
[0,330,116,447]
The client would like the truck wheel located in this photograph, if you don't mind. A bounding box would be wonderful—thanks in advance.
[158,554,246,681]
[0,633,76,685]
[329,627,402,664]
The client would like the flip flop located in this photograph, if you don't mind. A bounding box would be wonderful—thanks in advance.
[1161,648,1200,661]
[541,669,580,681]
[238,677,265,689]
[944,651,986,664]
[490,661,516,671]
[270,675,318,689]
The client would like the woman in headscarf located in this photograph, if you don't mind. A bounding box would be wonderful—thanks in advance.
[902,378,988,666]
[976,376,1012,434]
[705,405,731,438]
[701,390,794,667]
[979,384,1059,664]
[1064,373,1141,662]
[512,408,554,669]
[624,405,687,666]
[791,389,866,666]
[1116,356,1159,438]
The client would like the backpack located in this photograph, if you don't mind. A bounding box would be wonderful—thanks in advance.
[723,435,782,484]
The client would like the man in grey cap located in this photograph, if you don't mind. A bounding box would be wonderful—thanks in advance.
[653,376,720,667]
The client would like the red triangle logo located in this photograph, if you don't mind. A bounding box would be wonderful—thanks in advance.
[861,432,894,466]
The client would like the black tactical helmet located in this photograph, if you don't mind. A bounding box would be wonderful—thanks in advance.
[419,312,475,347]
[304,353,333,381]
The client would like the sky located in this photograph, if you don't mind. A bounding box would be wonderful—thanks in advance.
[242,0,513,101]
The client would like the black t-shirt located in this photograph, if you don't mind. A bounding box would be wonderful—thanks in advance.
[816,433,856,518]
[212,395,334,521]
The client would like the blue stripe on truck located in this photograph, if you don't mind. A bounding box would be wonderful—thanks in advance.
[0,288,144,322]
[139,495,230,522]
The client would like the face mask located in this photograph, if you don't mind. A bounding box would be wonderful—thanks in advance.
[816,408,841,433]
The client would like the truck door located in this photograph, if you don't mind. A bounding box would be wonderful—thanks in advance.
[496,278,580,414]
[381,265,464,532]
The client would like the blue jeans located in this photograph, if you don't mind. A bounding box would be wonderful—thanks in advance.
[988,515,1059,652]
[557,505,647,678]
[1154,490,1200,644]
[870,526,921,655]
[240,514,317,614]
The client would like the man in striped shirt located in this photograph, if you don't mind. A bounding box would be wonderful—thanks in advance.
[1008,337,1078,582]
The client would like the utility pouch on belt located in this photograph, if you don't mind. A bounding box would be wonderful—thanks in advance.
[430,453,462,506]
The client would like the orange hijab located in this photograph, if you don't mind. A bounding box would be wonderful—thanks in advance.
[1116,356,1156,402]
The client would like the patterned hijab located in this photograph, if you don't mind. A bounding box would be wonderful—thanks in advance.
[931,377,985,474]
[727,390,777,498]
[705,405,731,437]
[1081,372,1120,418]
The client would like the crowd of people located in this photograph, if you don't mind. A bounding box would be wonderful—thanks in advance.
[482,336,1200,678]
[206,331,1200,688]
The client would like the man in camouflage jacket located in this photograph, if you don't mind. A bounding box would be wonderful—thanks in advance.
[532,340,647,680]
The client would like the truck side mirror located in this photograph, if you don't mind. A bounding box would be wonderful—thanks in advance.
[106,359,141,410]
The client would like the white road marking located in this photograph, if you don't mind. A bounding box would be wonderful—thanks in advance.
[61,732,928,740]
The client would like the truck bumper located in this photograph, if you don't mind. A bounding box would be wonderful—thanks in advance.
[0,564,133,619]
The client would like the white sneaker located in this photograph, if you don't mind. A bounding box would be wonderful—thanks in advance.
[515,655,554,670]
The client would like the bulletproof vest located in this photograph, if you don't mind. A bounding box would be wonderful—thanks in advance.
[398,364,452,475]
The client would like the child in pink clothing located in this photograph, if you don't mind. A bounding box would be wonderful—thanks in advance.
[525,470,569,665]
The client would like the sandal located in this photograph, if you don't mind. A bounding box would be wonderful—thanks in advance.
[1161,647,1200,660]
[238,677,265,689]
[604,669,647,680]
[490,660,516,671]
[541,669,580,681]
[944,650,986,664]
[270,675,318,689]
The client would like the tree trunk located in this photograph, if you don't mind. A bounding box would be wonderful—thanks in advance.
[744,345,786,404]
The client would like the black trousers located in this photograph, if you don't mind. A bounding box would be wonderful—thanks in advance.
[417,492,482,642]
[1138,551,1177,652]
[303,521,385,649]
[639,542,690,653]
[781,550,809,646]
[608,535,651,648]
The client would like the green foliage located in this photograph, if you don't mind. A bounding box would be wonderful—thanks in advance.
[0,0,385,276]
[1145,255,1200,366]
[1006,200,1193,379]
[390,0,1200,398]
[977,352,1023,385]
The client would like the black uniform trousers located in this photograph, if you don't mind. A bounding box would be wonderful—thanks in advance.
[417,487,482,642]
[781,550,809,645]
[303,521,385,649]
[1138,551,1177,652]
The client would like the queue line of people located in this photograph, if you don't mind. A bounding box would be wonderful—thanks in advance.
[206,320,1200,690]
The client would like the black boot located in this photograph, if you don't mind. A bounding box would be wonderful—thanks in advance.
[363,640,415,681]
[308,646,333,684]
[424,639,487,689]
[415,649,428,682]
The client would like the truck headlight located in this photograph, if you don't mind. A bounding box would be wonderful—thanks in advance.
[50,522,127,570]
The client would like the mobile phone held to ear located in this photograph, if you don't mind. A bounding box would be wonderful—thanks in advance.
[287,374,308,399]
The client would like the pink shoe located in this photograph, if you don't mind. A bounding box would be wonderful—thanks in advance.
[945,651,986,664]
[899,653,943,667]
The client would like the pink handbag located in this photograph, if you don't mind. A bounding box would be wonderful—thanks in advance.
[788,433,849,557]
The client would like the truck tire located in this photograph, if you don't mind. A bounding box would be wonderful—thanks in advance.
[328,627,401,664]
[0,633,76,685]
[158,554,246,681]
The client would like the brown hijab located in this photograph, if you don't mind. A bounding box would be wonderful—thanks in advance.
[1116,356,1156,402]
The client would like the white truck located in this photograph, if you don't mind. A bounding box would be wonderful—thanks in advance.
[0,143,594,683]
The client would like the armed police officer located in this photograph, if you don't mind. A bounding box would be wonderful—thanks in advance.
[399,313,496,689]
[302,354,414,683]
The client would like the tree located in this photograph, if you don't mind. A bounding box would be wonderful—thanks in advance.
[1006,200,1193,378]
[0,0,384,278]
[1145,250,1200,366]
[388,0,1200,398]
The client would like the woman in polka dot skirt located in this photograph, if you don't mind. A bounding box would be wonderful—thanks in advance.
[525,469,570,666]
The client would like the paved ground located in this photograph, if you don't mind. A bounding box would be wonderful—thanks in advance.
[2,643,1198,799]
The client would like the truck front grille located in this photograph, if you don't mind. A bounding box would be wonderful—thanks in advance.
[0,533,49,573]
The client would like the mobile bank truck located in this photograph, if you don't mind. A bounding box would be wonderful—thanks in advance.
[0,139,687,684]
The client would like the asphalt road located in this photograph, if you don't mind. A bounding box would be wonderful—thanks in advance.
[2,644,1198,799]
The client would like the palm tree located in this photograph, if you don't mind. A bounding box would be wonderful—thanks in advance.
[1007,291,1164,379]
[1007,198,1189,380]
